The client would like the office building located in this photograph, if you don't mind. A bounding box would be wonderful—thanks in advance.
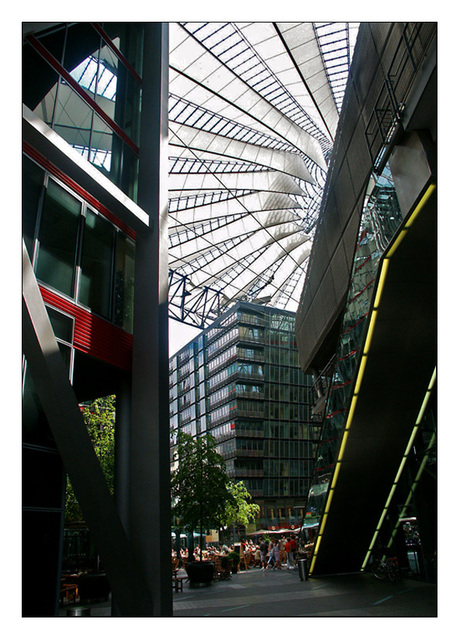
[170,301,319,532]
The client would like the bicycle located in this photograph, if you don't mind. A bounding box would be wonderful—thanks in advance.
[371,554,401,582]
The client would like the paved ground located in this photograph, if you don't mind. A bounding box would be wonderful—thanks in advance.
[62,565,436,618]
[172,566,437,617]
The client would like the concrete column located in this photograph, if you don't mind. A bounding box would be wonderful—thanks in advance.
[129,23,172,616]
[114,375,132,534]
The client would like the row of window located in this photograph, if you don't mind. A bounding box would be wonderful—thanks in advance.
[221,438,314,460]
[239,477,310,497]
[208,420,319,442]
[266,347,301,367]
[266,384,309,403]
[206,324,300,356]
[207,397,313,427]
[208,345,237,372]
[268,314,296,331]
[264,459,314,477]
[171,348,308,381]
[207,326,239,356]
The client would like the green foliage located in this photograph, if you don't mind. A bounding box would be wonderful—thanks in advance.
[223,480,260,527]
[65,395,116,523]
[171,431,235,537]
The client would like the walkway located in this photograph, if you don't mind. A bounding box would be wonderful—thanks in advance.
[172,566,437,617]
[59,566,437,617]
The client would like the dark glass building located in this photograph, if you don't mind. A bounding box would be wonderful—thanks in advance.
[23,22,171,616]
[295,23,437,581]
[169,302,320,532]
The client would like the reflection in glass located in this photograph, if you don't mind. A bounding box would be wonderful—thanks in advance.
[78,210,115,318]
[52,81,94,153]
[115,234,135,332]
[35,180,81,296]
[304,166,402,525]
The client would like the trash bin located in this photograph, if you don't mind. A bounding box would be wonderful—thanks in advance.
[67,606,91,616]
[298,558,308,581]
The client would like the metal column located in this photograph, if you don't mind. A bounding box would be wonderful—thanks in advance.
[129,23,172,616]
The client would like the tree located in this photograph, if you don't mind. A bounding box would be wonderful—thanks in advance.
[223,480,260,529]
[65,395,116,522]
[171,431,235,560]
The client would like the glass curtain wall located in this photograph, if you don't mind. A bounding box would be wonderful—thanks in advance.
[23,23,144,201]
[24,154,136,333]
[304,166,402,520]
[169,303,316,529]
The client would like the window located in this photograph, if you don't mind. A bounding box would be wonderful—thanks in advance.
[114,233,135,332]
[78,210,116,318]
[45,306,75,382]
[23,156,45,260]
[35,179,81,297]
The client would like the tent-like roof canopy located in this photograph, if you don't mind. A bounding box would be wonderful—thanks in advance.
[168,22,359,327]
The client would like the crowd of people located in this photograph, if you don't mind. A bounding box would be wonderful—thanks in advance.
[171,534,300,570]
[258,534,298,570]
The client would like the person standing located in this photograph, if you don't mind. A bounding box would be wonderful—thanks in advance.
[267,539,275,569]
[259,537,268,570]
[285,536,292,569]
[288,535,297,569]
[279,536,287,565]
[274,539,281,569]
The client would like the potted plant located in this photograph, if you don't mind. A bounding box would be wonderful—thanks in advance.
[227,550,241,573]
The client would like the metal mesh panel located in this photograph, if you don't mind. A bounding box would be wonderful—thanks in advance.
[341,202,364,269]
[307,220,330,293]
[330,241,350,299]
[368,22,395,56]
[323,199,342,258]
[345,122,371,202]
[334,160,355,223]
[350,24,379,111]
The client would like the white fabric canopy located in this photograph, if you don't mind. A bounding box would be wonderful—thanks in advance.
[168,22,358,327]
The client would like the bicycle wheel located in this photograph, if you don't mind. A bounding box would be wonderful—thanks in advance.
[388,562,401,583]
[372,560,387,580]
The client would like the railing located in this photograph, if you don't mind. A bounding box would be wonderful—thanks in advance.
[365,23,436,172]
[311,355,336,400]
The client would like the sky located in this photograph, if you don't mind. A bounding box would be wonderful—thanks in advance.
[169,318,202,356]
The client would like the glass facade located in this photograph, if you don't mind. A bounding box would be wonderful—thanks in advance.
[304,166,402,521]
[23,23,144,202]
[24,153,136,334]
[22,22,147,616]
[170,302,319,530]
[35,179,81,297]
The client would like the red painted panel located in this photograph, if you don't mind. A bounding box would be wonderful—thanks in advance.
[39,286,132,372]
